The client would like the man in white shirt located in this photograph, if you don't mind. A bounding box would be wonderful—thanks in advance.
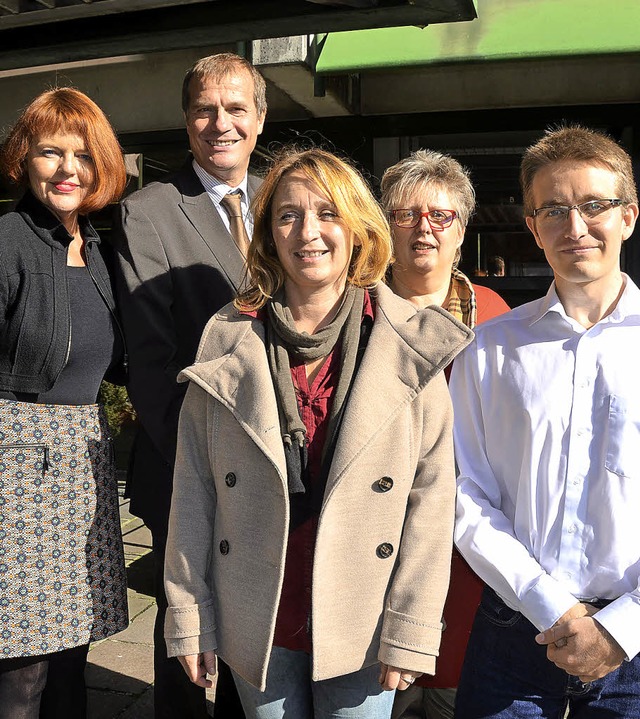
[114,52,265,719]
[450,126,640,717]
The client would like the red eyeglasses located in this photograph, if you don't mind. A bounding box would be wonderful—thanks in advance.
[390,209,458,230]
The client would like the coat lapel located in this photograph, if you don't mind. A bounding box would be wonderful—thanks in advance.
[181,313,287,483]
[180,285,472,507]
[325,284,473,500]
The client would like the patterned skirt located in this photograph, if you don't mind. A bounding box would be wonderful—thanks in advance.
[0,399,128,659]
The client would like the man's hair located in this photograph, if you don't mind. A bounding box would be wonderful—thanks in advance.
[235,147,393,311]
[520,125,638,216]
[0,87,127,213]
[487,255,505,276]
[182,52,267,117]
[380,149,476,227]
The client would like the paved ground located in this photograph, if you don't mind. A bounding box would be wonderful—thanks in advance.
[85,479,215,718]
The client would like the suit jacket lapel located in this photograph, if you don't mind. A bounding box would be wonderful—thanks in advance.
[176,163,246,291]
[247,173,262,201]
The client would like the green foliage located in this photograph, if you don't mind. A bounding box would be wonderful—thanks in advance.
[98,381,136,436]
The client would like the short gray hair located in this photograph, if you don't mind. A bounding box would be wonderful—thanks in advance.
[380,149,476,227]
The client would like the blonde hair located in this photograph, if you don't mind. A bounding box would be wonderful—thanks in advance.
[236,147,392,311]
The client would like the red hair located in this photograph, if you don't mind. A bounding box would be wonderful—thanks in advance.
[0,87,127,213]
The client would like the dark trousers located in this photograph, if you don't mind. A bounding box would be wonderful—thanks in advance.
[455,587,640,719]
[131,427,244,718]
[0,644,89,719]
[153,536,245,718]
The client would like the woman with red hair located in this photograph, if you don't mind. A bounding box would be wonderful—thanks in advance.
[0,87,129,718]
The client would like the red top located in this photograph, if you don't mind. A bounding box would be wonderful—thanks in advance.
[419,284,510,688]
[271,291,374,652]
[473,284,511,326]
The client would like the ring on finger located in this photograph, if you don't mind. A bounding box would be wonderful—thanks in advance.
[401,675,415,685]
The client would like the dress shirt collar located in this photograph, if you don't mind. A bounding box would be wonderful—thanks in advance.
[531,273,636,330]
[192,159,249,209]
[608,273,639,324]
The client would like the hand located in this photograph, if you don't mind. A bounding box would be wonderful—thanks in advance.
[535,607,625,682]
[177,651,217,688]
[544,602,598,649]
[378,663,422,691]
[557,602,598,623]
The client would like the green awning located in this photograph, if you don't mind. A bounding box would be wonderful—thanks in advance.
[317,0,640,73]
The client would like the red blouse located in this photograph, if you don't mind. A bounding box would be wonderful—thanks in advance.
[268,291,374,652]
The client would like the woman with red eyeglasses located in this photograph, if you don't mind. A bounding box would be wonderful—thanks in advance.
[381,149,509,719]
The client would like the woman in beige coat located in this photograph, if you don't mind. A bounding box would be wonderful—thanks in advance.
[164,148,473,719]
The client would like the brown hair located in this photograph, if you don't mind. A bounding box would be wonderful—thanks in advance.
[520,125,638,216]
[235,147,392,311]
[0,87,127,213]
[182,52,267,117]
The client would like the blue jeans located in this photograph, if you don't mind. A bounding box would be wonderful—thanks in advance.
[232,646,395,718]
[455,587,640,718]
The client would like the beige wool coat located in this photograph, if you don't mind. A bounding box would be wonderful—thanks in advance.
[164,282,473,690]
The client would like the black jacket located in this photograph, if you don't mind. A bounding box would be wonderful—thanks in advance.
[0,191,127,394]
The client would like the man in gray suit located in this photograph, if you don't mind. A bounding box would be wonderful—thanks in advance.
[114,52,266,719]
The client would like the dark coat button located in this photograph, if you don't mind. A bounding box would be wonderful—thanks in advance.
[225,472,236,487]
[376,543,394,559]
[377,476,394,492]
[219,540,230,555]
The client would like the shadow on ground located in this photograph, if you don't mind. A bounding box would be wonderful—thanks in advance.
[86,659,154,718]
[126,550,155,597]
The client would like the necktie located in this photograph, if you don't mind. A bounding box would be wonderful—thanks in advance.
[220,191,250,257]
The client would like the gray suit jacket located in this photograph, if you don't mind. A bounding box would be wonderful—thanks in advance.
[113,160,262,530]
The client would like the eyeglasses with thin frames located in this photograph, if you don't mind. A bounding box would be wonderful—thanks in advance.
[531,199,624,227]
[390,208,458,231]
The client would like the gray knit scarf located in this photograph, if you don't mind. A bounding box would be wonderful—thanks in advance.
[266,283,365,495]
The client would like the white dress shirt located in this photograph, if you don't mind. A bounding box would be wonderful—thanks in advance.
[451,274,640,661]
[192,159,254,237]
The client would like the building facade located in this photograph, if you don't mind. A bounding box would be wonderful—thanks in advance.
[2,0,639,302]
